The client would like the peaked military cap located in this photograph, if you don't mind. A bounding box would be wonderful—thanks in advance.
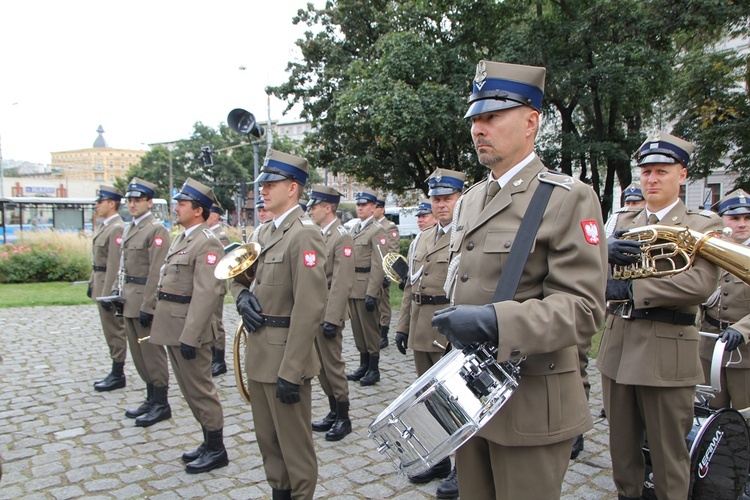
[125,177,156,199]
[635,131,695,168]
[256,196,266,209]
[256,149,309,186]
[174,178,215,210]
[210,198,223,215]
[623,182,644,202]
[415,200,433,216]
[308,184,342,207]
[465,60,546,118]
[95,185,123,202]
[375,193,387,208]
[428,168,466,197]
[355,187,378,205]
[718,189,750,216]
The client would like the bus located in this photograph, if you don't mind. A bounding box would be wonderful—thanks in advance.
[0,197,169,244]
[384,206,420,238]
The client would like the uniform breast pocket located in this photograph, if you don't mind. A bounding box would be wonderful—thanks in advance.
[261,252,285,286]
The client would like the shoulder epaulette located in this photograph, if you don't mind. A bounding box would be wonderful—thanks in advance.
[615,207,631,213]
[337,225,348,235]
[698,209,717,218]
[202,228,217,239]
[151,219,161,225]
[373,220,383,229]
[537,171,573,191]
[300,218,315,226]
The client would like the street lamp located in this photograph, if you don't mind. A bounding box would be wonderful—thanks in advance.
[227,108,265,227]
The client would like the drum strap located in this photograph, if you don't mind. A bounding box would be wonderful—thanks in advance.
[492,182,554,302]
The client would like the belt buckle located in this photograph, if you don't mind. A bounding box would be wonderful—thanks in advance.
[413,294,421,305]
[608,300,633,319]
[620,301,633,319]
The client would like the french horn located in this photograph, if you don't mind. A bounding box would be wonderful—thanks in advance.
[382,252,409,283]
[233,322,251,403]
[611,224,750,286]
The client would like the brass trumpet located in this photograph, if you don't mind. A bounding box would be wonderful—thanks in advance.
[612,224,750,285]
[382,252,409,283]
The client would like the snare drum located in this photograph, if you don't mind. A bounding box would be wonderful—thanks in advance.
[642,406,750,500]
[368,344,519,475]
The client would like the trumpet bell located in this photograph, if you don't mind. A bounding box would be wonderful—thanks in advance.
[214,242,261,280]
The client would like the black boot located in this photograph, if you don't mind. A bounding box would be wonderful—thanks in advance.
[182,426,207,463]
[94,361,126,392]
[436,465,459,499]
[125,383,154,418]
[271,489,292,500]
[312,396,337,432]
[185,428,229,474]
[408,456,451,484]
[570,434,584,459]
[360,353,380,386]
[379,324,389,349]
[211,348,227,377]
[347,352,370,381]
[135,386,171,427]
[326,401,352,441]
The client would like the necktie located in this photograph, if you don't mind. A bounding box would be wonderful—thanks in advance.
[435,227,443,243]
[648,214,659,225]
[485,180,500,208]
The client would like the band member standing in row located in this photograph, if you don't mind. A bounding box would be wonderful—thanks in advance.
[232,150,327,499]
[207,201,230,377]
[89,185,127,392]
[432,60,607,499]
[396,168,465,499]
[374,195,399,349]
[604,182,646,238]
[307,184,356,442]
[415,200,436,231]
[346,188,387,386]
[699,189,750,411]
[120,178,172,427]
[599,132,721,499]
[150,178,227,474]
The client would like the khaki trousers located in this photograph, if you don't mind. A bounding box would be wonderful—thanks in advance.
[124,317,168,387]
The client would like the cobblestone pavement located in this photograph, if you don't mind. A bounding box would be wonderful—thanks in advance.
[0,304,617,499]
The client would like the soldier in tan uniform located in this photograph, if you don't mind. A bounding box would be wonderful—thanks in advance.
[599,132,722,499]
[346,188,387,386]
[150,178,227,474]
[307,185,356,442]
[119,178,172,427]
[415,200,436,231]
[207,201,230,377]
[431,61,607,499]
[231,150,327,499]
[699,189,750,411]
[396,168,465,498]
[89,185,127,392]
[374,194,400,349]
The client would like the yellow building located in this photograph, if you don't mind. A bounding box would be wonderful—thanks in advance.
[50,125,146,183]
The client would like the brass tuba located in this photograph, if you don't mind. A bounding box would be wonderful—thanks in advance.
[382,252,409,283]
[611,224,750,286]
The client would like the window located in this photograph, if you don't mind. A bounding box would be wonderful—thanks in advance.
[705,183,721,210]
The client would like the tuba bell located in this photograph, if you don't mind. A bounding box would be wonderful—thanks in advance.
[611,224,750,286]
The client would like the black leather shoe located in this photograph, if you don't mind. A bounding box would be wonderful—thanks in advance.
[326,418,352,441]
[125,384,153,419]
[380,325,389,349]
[211,349,227,376]
[312,411,336,432]
[135,386,171,427]
[185,429,229,474]
[272,489,292,500]
[347,353,370,381]
[570,434,584,460]
[182,426,207,463]
[436,465,458,499]
[408,457,451,484]
[360,354,380,386]
[94,373,126,392]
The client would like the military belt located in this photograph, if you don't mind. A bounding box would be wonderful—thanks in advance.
[354,267,371,273]
[607,303,696,326]
[157,291,192,304]
[125,275,148,285]
[412,293,450,305]
[260,314,291,328]
[704,314,732,331]
[93,265,107,272]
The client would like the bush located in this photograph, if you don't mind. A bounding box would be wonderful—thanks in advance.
[399,236,413,257]
[0,231,92,283]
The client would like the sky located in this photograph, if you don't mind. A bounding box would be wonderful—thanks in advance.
[0,0,316,165]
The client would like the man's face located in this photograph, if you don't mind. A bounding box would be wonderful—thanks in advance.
[259,179,294,215]
[640,163,686,211]
[373,205,385,219]
[723,214,750,244]
[416,213,436,230]
[126,196,152,219]
[307,202,328,226]
[174,199,200,227]
[257,207,271,223]
[207,212,220,227]
[430,192,460,226]
[95,199,116,218]
[625,199,646,209]
[356,201,375,219]
[470,106,538,173]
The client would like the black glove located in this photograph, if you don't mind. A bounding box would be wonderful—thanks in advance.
[86,284,92,298]
[607,231,643,266]
[322,321,338,340]
[365,295,376,312]
[719,327,744,352]
[431,304,498,349]
[395,331,409,355]
[139,311,154,327]
[398,278,406,291]
[180,342,196,360]
[276,377,300,404]
[236,289,263,332]
[382,277,390,289]
[100,301,113,312]
[605,278,633,302]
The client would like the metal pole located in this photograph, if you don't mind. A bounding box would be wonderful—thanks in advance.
[168,148,174,227]
[253,143,259,227]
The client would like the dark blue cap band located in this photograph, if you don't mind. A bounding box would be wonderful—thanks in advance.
[179,184,213,208]
[355,192,378,204]
[97,189,120,201]
[428,176,464,192]
[469,78,544,112]
[416,202,432,215]
[310,190,340,204]
[262,158,308,185]
[637,141,691,167]
[126,182,155,198]
[718,196,750,215]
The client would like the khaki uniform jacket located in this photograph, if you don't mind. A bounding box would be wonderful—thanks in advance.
[598,203,722,386]
[379,217,400,254]
[448,157,607,447]
[699,267,750,369]
[89,216,125,298]
[121,215,170,318]
[349,218,386,299]
[150,223,224,347]
[210,224,231,248]
[232,206,327,385]
[397,224,449,352]
[322,219,355,326]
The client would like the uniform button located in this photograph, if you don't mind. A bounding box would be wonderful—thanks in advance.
[723,306,728,310]
[725,277,731,282]
[548,363,555,370]
[460,274,469,282]
[467,242,475,250]
[504,241,511,248]
[426,257,431,262]
[424,272,429,276]
[679,332,684,337]
[723,292,728,296]
[511,349,521,357]
[644,299,651,306]
[421,285,426,289]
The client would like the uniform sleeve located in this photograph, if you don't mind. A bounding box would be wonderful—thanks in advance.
[396,273,413,334]
[324,233,355,326]
[366,227,387,297]
[142,225,170,314]
[103,225,124,295]
[180,238,224,346]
